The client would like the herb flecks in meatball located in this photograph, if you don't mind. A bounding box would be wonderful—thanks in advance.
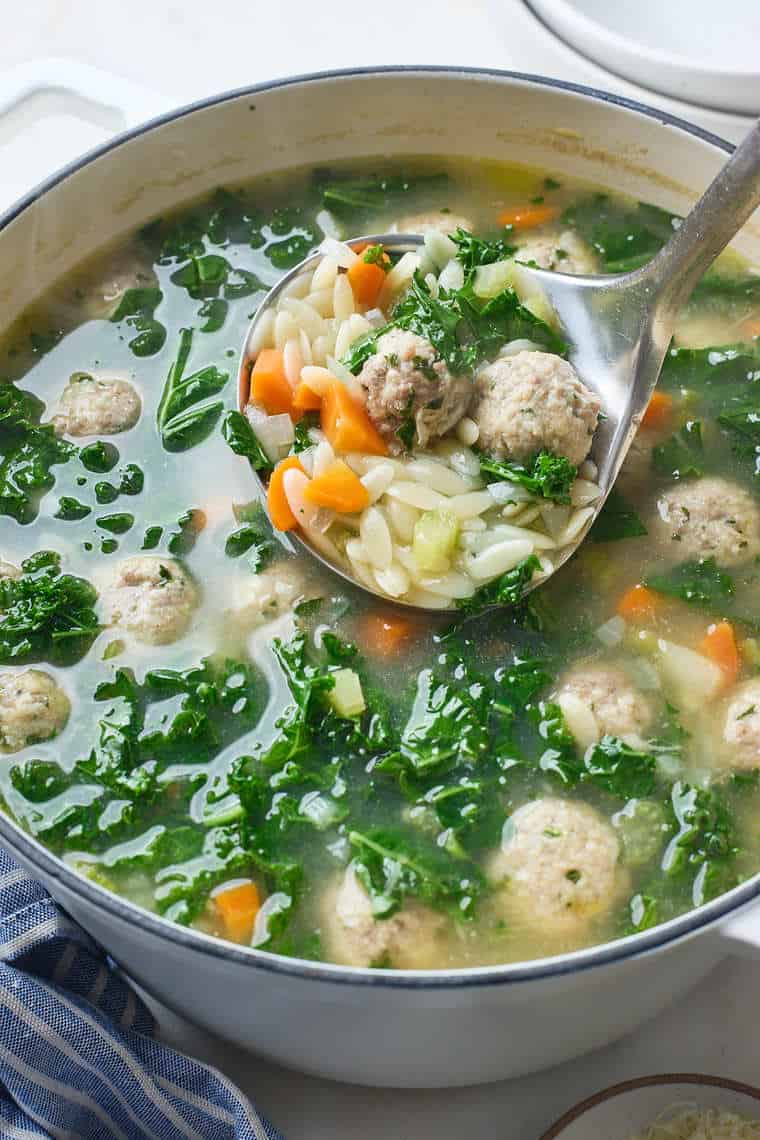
[515,228,597,275]
[320,863,445,969]
[655,476,760,567]
[723,678,760,770]
[395,211,474,237]
[487,798,626,935]
[52,373,141,438]
[101,556,199,646]
[556,662,654,750]
[472,350,599,466]
[359,329,472,454]
[0,669,70,752]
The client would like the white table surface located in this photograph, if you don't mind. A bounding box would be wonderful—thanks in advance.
[1,4,758,1136]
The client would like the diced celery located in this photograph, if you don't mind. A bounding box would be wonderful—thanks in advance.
[329,668,366,717]
[412,508,460,574]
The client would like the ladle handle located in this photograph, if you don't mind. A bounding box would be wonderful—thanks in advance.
[644,117,760,314]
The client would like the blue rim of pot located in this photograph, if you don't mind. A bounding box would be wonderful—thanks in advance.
[1,65,757,990]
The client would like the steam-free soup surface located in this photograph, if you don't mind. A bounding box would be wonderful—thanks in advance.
[1,159,759,969]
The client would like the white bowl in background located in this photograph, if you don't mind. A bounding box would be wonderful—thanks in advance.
[528,0,760,115]
[540,1074,760,1139]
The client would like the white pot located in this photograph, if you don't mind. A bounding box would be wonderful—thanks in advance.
[2,68,760,1089]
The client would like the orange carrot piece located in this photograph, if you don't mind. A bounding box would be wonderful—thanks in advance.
[740,316,760,340]
[304,459,369,513]
[214,880,261,944]
[251,348,295,418]
[347,257,387,307]
[497,203,559,231]
[321,380,388,456]
[642,390,674,430]
[293,381,322,412]
[617,584,662,624]
[362,613,415,656]
[699,621,740,686]
[268,455,305,531]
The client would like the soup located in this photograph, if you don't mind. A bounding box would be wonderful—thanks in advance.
[1,158,759,970]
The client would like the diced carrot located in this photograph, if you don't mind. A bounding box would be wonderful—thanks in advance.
[304,459,369,513]
[321,380,388,456]
[497,203,559,230]
[617,584,662,624]
[362,613,415,656]
[740,316,760,340]
[251,348,295,418]
[347,257,387,307]
[268,455,305,531]
[699,620,740,686]
[213,880,261,944]
[293,381,322,412]
[642,390,674,430]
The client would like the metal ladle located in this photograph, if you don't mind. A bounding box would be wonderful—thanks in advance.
[239,122,760,611]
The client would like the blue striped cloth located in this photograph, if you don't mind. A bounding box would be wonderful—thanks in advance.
[0,846,283,1140]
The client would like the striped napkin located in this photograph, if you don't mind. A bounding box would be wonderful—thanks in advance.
[0,846,283,1140]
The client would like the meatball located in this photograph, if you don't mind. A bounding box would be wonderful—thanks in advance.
[654,476,760,567]
[472,350,599,465]
[395,211,474,237]
[359,329,472,454]
[228,564,304,631]
[0,670,70,752]
[101,556,199,646]
[320,863,445,968]
[555,662,654,749]
[76,251,158,321]
[52,373,141,438]
[515,228,597,275]
[722,678,760,770]
[0,561,21,582]
[487,798,625,935]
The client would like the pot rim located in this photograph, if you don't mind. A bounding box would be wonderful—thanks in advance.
[1,64,756,991]
[539,1072,760,1138]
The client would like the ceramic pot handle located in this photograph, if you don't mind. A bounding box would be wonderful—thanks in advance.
[720,902,760,959]
[0,58,173,129]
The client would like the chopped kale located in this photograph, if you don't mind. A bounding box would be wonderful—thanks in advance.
[457,554,541,618]
[590,488,647,542]
[0,383,76,523]
[449,228,516,273]
[0,550,99,664]
[316,170,448,223]
[645,557,734,608]
[478,449,577,503]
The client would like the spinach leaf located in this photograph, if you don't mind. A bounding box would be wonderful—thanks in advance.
[222,410,272,472]
[457,554,540,618]
[662,782,740,903]
[170,254,264,302]
[54,496,91,521]
[96,512,134,535]
[79,440,119,473]
[109,287,166,357]
[478,449,577,503]
[563,194,679,272]
[590,488,647,542]
[0,383,76,523]
[0,550,99,664]
[230,501,276,572]
[652,420,703,480]
[645,557,734,608]
[582,736,657,799]
[316,170,448,223]
[157,328,228,451]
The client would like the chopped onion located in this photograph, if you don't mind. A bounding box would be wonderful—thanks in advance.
[594,615,626,648]
[319,237,359,268]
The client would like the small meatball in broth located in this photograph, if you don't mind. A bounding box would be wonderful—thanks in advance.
[723,678,760,771]
[359,329,472,454]
[472,350,599,465]
[487,798,627,938]
[0,670,70,752]
[555,662,655,749]
[227,564,305,632]
[395,210,474,236]
[101,556,199,646]
[52,373,141,438]
[654,476,760,567]
[321,863,446,968]
[515,228,597,274]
